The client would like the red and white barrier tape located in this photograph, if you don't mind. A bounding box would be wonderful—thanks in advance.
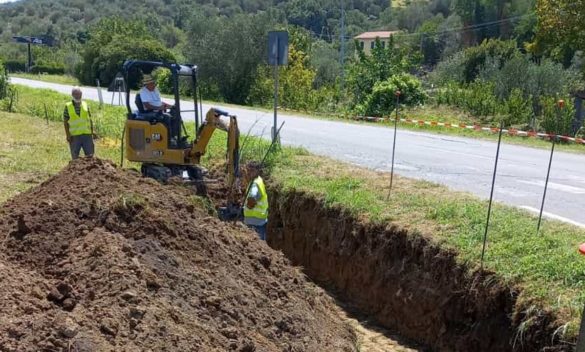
[353,116,585,145]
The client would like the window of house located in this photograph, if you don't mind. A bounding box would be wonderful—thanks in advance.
[381,41,386,48]
[360,41,364,50]
[370,41,375,49]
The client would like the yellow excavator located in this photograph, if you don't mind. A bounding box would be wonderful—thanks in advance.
[121,60,240,219]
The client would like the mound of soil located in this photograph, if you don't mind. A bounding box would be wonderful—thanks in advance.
[0,158,356,352]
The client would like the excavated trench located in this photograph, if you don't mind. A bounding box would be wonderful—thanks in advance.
[265,187,574,352]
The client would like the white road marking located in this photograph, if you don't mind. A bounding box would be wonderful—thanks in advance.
[517,180,585,194]
[565,175,585,185]
[520,206,585,228]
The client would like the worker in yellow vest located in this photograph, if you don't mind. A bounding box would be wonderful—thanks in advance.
[63,87,95,160]
[243,162,268,241]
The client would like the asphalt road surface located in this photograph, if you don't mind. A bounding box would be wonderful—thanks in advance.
[11,77,585,228]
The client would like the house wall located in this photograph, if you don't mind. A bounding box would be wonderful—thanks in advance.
[357,38,390,55]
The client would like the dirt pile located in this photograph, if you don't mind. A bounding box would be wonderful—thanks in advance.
[0,158,356,352]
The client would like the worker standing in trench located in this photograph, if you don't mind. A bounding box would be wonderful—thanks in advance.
[243,162,269,241]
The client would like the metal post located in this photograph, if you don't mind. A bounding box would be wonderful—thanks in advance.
[481,120,505,270]
[43,103,48,125]
[386,92,401,200]
[537,100,563,233]
[577,304,585,352]
[27,43,32,73]
[96,79,104,109]
[339,0,346,91]
[193,72,199,133]
[578,244,585,352]
[273,65,279,143]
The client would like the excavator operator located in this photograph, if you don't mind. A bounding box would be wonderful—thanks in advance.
[138,75,181,147]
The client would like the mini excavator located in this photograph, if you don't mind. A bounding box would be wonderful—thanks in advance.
[121,60,241,219]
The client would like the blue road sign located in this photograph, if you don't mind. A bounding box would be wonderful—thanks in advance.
[268,31,289,66]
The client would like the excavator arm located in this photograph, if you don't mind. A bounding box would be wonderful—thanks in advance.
[190,108,240,204]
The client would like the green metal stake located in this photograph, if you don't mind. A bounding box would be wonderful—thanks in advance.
[386,91,401,201]
[537,100,564,233]
[481,119,505,270]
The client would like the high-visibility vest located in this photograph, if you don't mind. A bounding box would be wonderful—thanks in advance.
[244,176,268,222]
[66,101,91,136]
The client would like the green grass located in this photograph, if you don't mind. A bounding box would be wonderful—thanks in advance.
[10,85,127,140]
[4,84,585,340]
[12,73,80,86]
[0,111,121,202]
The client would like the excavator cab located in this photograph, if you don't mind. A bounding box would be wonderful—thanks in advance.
[121,60,241,219]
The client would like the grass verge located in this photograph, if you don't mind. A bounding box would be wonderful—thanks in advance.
[4,84,585,341]
[12,73,80,86]
[0,111,121,202]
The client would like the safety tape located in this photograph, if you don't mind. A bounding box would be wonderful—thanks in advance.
[353,116,585,145]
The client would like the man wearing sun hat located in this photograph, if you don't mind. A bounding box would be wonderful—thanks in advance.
[138,74,182,145]
[139,74,172,112]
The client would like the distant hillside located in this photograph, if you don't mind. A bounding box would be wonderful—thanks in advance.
[0,0,391,43]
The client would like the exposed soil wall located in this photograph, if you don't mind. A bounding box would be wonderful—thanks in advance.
[267,188,573,352]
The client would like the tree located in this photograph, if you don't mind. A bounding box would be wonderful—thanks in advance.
[310,40,341,88]
[77,17,175,86]
[346,37,419,107]
[418,16,445,65]
[532,0,585,65]
[184,12,275,104]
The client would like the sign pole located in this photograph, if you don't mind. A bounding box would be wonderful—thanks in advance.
[268,31,288,144]
[273,64,278,143]
[12,36,55,72]
[27,43,32,72]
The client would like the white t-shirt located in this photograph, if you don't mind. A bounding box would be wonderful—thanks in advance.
[139,87,163,109]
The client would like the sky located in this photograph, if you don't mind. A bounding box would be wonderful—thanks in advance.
[0,0,19,3]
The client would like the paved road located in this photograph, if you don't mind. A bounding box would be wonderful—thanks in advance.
[11,77,585,227]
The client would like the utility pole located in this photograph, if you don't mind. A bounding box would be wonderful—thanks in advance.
[339,0,346,91]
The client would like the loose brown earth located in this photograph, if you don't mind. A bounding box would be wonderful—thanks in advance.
[0,158,357,352]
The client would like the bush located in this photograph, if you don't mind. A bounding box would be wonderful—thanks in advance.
[152,68,194,98]
[359,73,426,117]
[4,60,26,72]
[0,60,8,100]
[432,39,518,84]
[502,88,533,127]
[539,97,575,136]
[436,81,498,119]
[30,63,65,75]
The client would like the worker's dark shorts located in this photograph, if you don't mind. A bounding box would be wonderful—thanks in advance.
[69,134,95,159]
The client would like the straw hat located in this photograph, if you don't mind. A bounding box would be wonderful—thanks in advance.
[142,74,155,85]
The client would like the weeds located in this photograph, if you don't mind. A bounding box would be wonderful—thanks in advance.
[190,195,217,216]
